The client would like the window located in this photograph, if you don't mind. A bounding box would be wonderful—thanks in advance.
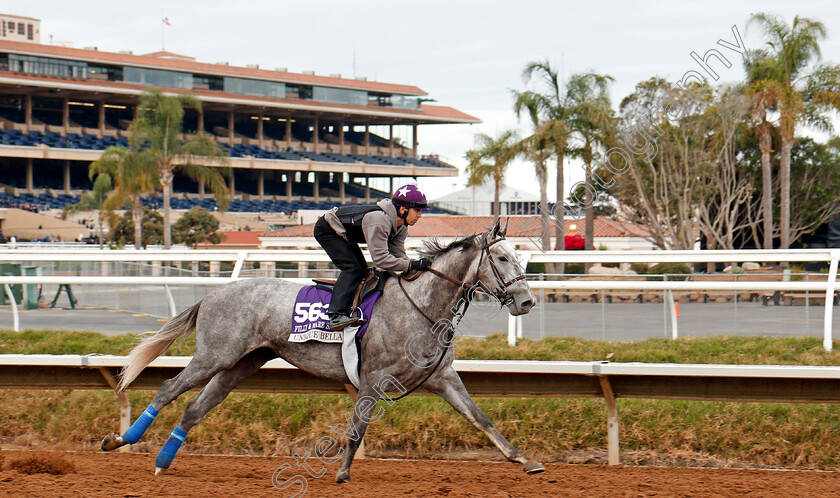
[87,65,122,81]
[27,24,32,40]
[222,77,284,98]
[8,54,89,79]
[124,66,192,90]
[368,93,418,110]
[312,86,367,106]
[17,23,24,35]
[7,22,14,33]
[286,85,312,100]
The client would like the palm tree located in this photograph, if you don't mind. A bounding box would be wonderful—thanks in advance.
[512,92,554,252]
[130,89,229,249]
[465,130,519,223]
[745,72,779,250]
[515,61,573,250]
[564,72,615,251]
[62,167,113,249]
[90,147,159,248]
[748,13,840,249]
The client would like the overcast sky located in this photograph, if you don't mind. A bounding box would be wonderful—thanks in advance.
[5,1,840,200]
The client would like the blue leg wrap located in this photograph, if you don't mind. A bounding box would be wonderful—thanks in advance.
[122,405,159,444]
[155,427,188,469]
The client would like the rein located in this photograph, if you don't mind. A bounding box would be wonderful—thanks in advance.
[382,236,525,402]
[382,278,470,402]
[427,237,526,306]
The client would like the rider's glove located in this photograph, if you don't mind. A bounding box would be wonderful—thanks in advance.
[409,258,432,271]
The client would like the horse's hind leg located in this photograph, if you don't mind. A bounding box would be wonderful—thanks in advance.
[102,347,246,451]
[424,366,545,474]
[154,348,277,474]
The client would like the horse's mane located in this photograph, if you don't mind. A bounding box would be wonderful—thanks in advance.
[418,235,480,261]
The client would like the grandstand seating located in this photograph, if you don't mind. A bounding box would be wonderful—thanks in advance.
[0,190,452,215]
[0,129,451,169]
[0,129,128,150]
[0,129,456,214]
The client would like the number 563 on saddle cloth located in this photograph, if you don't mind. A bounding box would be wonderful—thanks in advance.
[289,286,381,343]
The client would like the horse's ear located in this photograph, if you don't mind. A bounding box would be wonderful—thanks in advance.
[490,218,501,238]
[500,218,509,237]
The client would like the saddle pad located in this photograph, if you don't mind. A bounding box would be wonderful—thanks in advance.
[289,285,381,343]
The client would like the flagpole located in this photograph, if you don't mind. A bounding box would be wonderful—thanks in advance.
[161,10,165,51]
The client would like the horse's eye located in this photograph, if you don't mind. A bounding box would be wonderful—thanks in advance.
[499,256,508,262]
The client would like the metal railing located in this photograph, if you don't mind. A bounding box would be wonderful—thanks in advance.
[1,248,838,349]
[4,354,840,466]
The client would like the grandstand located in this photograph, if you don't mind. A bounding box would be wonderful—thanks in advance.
[0,14,478,220]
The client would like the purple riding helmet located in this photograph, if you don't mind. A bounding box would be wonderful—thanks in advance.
[391,184,428,214]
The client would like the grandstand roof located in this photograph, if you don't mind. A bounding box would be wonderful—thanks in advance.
[142,50,197,62]
[0,40,479,124]
[0,40,426,95]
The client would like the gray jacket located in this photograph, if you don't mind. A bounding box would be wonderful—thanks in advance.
[324,198,410,272]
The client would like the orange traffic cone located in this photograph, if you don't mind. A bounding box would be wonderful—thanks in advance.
[675,302,681,317]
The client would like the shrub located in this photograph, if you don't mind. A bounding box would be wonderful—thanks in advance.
[646,262,692,281]
[565,263,585,274]
[565,234,585,250]
[526,262,545,274]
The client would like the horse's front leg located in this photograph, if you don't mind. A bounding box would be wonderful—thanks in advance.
[335,384,380,484]
[424,366,545,474]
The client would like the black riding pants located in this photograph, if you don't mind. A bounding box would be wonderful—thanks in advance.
[313,217,368,315]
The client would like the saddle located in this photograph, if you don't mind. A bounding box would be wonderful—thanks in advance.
[312,268,390,311]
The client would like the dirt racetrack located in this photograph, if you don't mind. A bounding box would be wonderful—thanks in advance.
[3,450,840,497]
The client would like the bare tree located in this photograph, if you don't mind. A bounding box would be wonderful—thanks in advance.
[694,88,759,250]
[614,78,710,250]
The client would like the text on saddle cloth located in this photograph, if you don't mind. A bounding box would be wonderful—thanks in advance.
[289,285,381,343]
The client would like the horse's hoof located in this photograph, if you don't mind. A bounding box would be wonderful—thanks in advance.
[523,460,545,474]
[155,467,165,476]
[335,469,351,483]
[101,434,125,451]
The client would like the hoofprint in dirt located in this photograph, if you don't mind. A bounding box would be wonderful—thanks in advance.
[2,450,840,497]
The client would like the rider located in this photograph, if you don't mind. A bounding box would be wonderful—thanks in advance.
[314,183,433,331]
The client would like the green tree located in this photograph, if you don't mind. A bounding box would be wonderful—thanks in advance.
[747,13,840,249]
[569,179,616,217]
[130,89,230,249]
[464,130,519,223]
[173,207,223,249]
[90,146,159,248]
[110,209,163,248]
[787,137,840,242]
[62,169,113,248]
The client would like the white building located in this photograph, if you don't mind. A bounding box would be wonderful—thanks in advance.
[432,184,542,216]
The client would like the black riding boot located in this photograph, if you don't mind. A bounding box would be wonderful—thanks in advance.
[328,312,366,331]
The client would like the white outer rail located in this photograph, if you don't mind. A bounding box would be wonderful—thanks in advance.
[1,248,838,349]
[4,354,840,466]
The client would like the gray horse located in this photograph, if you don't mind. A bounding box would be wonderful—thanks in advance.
[102,220,544,482]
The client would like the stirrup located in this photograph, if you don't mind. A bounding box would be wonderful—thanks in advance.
[329,314,366,331]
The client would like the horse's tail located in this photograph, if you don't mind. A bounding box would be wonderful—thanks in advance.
[117,301,202,392]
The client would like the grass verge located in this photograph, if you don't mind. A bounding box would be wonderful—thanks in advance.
[1,330,839,468]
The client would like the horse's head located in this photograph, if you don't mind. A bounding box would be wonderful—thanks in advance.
[476,218,535,316]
